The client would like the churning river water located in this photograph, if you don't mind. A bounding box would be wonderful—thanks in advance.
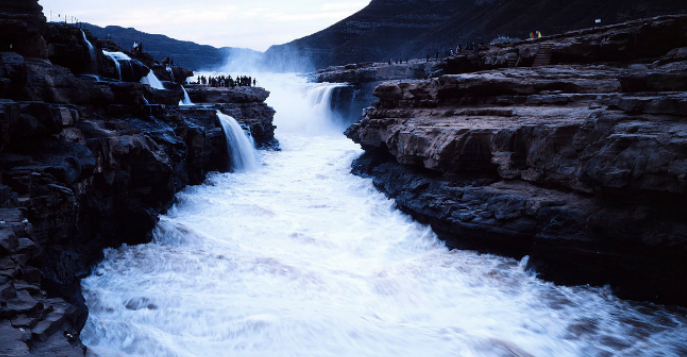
[81,74,687,357]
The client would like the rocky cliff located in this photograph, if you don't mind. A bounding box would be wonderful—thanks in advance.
[346,15,687,305]
[266,0,687,69]
[0,1,276,355]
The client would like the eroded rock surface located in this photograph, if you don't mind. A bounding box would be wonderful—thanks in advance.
[347,32,687,305]
[0,1,276,355]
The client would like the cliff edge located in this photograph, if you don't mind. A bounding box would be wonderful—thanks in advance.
[346,15,687,305]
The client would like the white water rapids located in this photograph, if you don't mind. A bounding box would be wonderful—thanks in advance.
[81,74,687,357]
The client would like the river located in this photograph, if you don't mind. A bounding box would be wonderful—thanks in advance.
[80,74,687,357]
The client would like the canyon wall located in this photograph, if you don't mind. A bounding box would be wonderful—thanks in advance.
[0,1,275,355]
[346,15,687,305]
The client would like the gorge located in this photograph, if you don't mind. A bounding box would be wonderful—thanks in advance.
[1,0,687,356]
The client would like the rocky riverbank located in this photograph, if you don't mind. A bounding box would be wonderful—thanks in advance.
[0,1,275,355]
[346,15,687,305]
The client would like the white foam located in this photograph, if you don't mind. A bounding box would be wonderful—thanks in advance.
[141,71,166,90]
[179,86,194,106]
[217,111,260,172]
[82,74,687,357]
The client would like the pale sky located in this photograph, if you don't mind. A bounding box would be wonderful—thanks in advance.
[40,0,370,51]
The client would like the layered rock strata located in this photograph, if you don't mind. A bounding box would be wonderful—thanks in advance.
[0,1,276,355]
[185,86,278,149]
[439,15,687,75]
[347,51,687,305]
[315,62,430,84]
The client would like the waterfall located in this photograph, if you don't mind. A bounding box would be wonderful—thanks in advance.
[254,74,344,135]
[216,111,260,171]
[81,73,687,357]
[102,51,131,81]
[81,30,97,73]
[179,86,194,106]
[141,71,166,90]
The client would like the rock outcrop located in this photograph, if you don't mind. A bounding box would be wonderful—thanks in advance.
[315,62,430,84]
[346,18,687,305]
[0,1,277,355]
[186,86,278,149]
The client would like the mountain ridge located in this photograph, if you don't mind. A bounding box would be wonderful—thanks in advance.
[80,23,261,71]
[265,0,687,69]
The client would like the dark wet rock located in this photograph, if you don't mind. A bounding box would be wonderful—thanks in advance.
[0,0,47,59]
[22,60,113,105]
[620,61,687,92]
[0,320,31,355]
[0,3,265,355]
[151,82,184,106]
[124,297,157,311]
[0,52,27,100]
[45,25,101,76]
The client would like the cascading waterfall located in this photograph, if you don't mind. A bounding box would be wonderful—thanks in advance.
[261,74,345,135]
[179,86,194,106]
[81,73,687,357]
[140,71,166,90]
[102,51,131,81]
[102,50,164,90]
[216,111,260,171]
[81,30,97,73]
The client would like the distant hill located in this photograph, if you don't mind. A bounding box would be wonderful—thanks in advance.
[265,0,687,69]
[81,23,261,71]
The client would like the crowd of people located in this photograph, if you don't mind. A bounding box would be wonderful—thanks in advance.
[193,75,256,88]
